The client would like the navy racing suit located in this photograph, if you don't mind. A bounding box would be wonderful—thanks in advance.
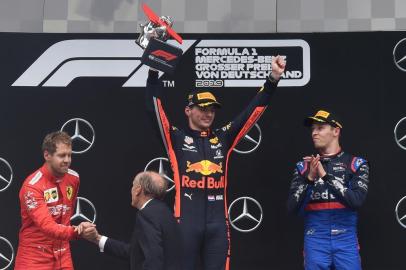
[288,151,369,270]
[146,70,278,270]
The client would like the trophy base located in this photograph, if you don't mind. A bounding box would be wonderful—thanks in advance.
[141,38,183,74]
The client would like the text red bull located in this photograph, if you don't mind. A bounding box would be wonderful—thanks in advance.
[182,175,225,189]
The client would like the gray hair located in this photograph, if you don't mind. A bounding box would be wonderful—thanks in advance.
[134,171,167,200]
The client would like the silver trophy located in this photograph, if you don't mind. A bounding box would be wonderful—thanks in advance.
[136,16,173,49]
[136,3,183,74]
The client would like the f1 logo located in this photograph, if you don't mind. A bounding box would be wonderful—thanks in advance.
[12,39,195,87]
[151,50,177,61]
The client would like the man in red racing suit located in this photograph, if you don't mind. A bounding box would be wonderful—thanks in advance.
[15,131,80,270]
[146,56,286,270]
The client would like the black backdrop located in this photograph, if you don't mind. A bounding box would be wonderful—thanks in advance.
[0,32,406,270]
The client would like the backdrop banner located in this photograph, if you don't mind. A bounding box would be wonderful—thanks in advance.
[0,32,405,269]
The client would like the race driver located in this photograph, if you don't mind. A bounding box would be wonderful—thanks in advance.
[146,56,286,270]
[287,110,370,270]
[15,131,82,270]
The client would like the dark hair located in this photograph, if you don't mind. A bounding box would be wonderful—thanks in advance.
[135,171,167,200]
[42,131,72,155]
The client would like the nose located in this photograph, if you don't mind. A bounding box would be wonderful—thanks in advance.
[64,155,71,163]
[204,108,215,116]
[206,110,214,117]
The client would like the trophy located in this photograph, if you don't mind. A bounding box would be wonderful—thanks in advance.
[136,3,183,74]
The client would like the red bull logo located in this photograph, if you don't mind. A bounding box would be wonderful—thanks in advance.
[182,175,225,189]
[186,160,223,176]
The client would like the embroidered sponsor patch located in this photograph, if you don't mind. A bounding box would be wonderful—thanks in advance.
[44,187,58,203]
[66,186,74,200]
[24,191,38,210]
[48,204,70,216]
[351,157,366,172]
[184,136,194,145]
[210,137,219,144]
[211,143,222,149]
[296,161,308,175]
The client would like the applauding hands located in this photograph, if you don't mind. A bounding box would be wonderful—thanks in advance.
[303,155,326,182]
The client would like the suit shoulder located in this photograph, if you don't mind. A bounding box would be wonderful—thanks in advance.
[68,169,79,178]
[24,170,44,187]
[67,169,80,184]
[143,200,173,221]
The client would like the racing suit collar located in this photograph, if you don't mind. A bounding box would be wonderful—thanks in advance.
[320,149,344,161]
[41,164,64,183]
[186,126,212,137]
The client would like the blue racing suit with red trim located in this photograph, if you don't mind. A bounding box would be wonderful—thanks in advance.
[288,151,370,270]
[146,70,278,270]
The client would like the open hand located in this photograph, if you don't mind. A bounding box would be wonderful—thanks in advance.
[303,155,320,181]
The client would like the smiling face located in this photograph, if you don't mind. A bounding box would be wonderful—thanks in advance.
[44,143,72,177]
[185,105,216,131]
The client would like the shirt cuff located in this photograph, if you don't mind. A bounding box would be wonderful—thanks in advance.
[99,236,108,252]
[322,174,335,183]
[305,176,315,185]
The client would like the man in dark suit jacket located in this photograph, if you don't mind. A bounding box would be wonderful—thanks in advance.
[80,171,181,270]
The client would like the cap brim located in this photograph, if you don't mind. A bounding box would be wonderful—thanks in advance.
[304,116,327,127]
[196,101,222,108]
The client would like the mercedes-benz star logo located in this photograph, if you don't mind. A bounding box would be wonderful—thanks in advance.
[70,196,97,224]
[144,157,175,192]
[228,196,263,233]
[394,117,406,150]
[233,123,262,154]
[0,158,13,193]
[395,195,406,229]
[393,38,406,72]
[0,236,14,270]
[61,118,95,154]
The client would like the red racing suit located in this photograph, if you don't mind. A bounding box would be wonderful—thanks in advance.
[15,164,80,270]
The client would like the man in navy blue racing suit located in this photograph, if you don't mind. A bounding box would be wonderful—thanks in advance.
[287,110,370,270]
[146,56,286,270]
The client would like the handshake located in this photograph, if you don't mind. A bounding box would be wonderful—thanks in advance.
[74,222,101,244]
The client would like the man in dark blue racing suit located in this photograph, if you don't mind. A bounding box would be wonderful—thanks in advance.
[146,56,286,270]
[288,110,370,270]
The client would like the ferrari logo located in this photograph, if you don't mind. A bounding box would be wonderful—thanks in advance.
[66,186,74,200]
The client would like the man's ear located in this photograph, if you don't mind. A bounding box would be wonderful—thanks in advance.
[44,151,50,161]
[136,186,143,196]
[333,127,341,137]
[185,106,191,117]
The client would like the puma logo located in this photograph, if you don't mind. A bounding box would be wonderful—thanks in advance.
[184,192,193,200]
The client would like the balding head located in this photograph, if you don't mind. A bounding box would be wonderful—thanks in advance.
[133,171,167,200]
